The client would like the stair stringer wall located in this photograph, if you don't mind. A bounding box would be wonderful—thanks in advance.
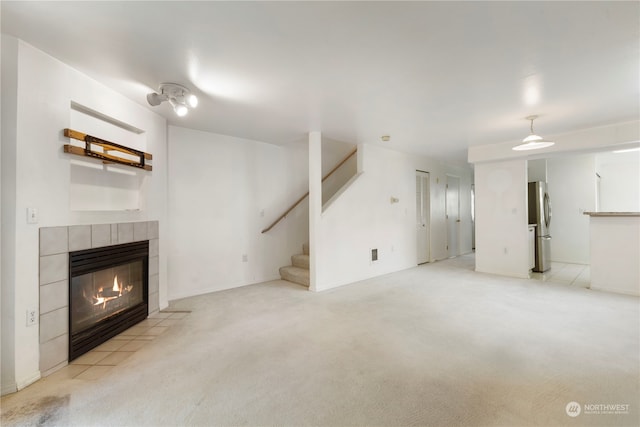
[313,143,417,291]
[322,139,358,205]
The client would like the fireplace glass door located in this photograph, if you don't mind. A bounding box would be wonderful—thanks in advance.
[71,260,144,335]
[69,241,148,360]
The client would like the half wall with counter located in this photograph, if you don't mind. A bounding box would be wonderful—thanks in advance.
[583,212,640,296]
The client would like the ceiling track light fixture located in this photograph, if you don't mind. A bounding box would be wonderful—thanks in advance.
[512,115,555,151]
[147,83,198,117]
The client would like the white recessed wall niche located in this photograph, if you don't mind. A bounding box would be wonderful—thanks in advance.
[68,103,148,212]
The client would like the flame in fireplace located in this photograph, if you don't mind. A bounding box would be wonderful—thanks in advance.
[92,275,133,307]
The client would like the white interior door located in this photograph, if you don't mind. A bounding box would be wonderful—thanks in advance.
[446,175,460,258]
[416,171,430,264]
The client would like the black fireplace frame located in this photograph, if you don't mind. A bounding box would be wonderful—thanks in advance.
[68,240,149,361]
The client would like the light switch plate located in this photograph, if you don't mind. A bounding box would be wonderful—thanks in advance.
[27,207,38,224]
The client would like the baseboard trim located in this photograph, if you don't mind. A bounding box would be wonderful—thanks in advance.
[589,285,639,297]
[475,267,530,280]
[168,275,281,301]
[16,371,41,391]
[1,382,18,396]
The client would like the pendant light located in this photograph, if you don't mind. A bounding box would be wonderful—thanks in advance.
[512,115,555,151]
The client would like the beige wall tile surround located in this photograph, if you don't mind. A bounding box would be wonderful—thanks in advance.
[149,274,159,295]
[39,253,68,285]
[39,226,68,256]
[133,222,148,241]
[39,279,68,314]
[110,224,118,243]
[69,225,91,251]
[148,221,159,239]
[91,224,112,248]
[39,307,68,343]
[149,292,159,313]
[149,256,159,277]
[39,334,68,376]
[149,237,159,257]
[38,221,160,376]
[118,222,134,243]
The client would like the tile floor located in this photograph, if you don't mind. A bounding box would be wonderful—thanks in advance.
[530,262,590,288]
[47,311,189,382]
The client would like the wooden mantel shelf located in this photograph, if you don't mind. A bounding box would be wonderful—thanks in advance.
[583,212,640,217]
[63,128,152,171]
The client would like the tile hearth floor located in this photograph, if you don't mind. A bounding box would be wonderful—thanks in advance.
[52,311,189,382]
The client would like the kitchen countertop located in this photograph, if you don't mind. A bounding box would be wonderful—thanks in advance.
[583,212,640,217]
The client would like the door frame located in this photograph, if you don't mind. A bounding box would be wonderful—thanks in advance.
[416,170,431,264]
[445,174,461,258]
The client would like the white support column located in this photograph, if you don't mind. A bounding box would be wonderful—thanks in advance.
[474,159,530,278]
[308,131,322,291]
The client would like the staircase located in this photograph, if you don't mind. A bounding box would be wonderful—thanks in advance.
[279,243,310,287]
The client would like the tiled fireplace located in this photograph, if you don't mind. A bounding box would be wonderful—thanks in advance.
[39,221,160,376]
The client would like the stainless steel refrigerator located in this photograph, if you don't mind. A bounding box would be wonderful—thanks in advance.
[528,181,552,272]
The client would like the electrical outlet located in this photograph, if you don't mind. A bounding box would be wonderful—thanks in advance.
[26,309,37,326]
[242,254,248,262]
[371,248,378,262]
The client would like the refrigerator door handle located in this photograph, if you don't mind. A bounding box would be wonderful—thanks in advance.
[544,192,552,229]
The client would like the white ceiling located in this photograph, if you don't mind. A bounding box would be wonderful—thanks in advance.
[2,1,638,163]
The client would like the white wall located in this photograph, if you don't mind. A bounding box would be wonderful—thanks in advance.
[309,132,322,290]
[527,159,547,182]
[311,142,473,291]
[596,151,640,212]
[546,154,596,264]
[1,38,168,394]
[475,159,530,278]
[167,126,310,300]
[1,34,19,395]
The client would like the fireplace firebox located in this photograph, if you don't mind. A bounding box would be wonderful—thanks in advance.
[69,241,149,360]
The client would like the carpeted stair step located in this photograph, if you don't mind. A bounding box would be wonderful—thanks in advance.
[291,254,309,269]
[279,266,310,287]
[302,243,309,255]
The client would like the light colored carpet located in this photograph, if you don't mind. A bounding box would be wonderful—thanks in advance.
[2,254,639,426]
